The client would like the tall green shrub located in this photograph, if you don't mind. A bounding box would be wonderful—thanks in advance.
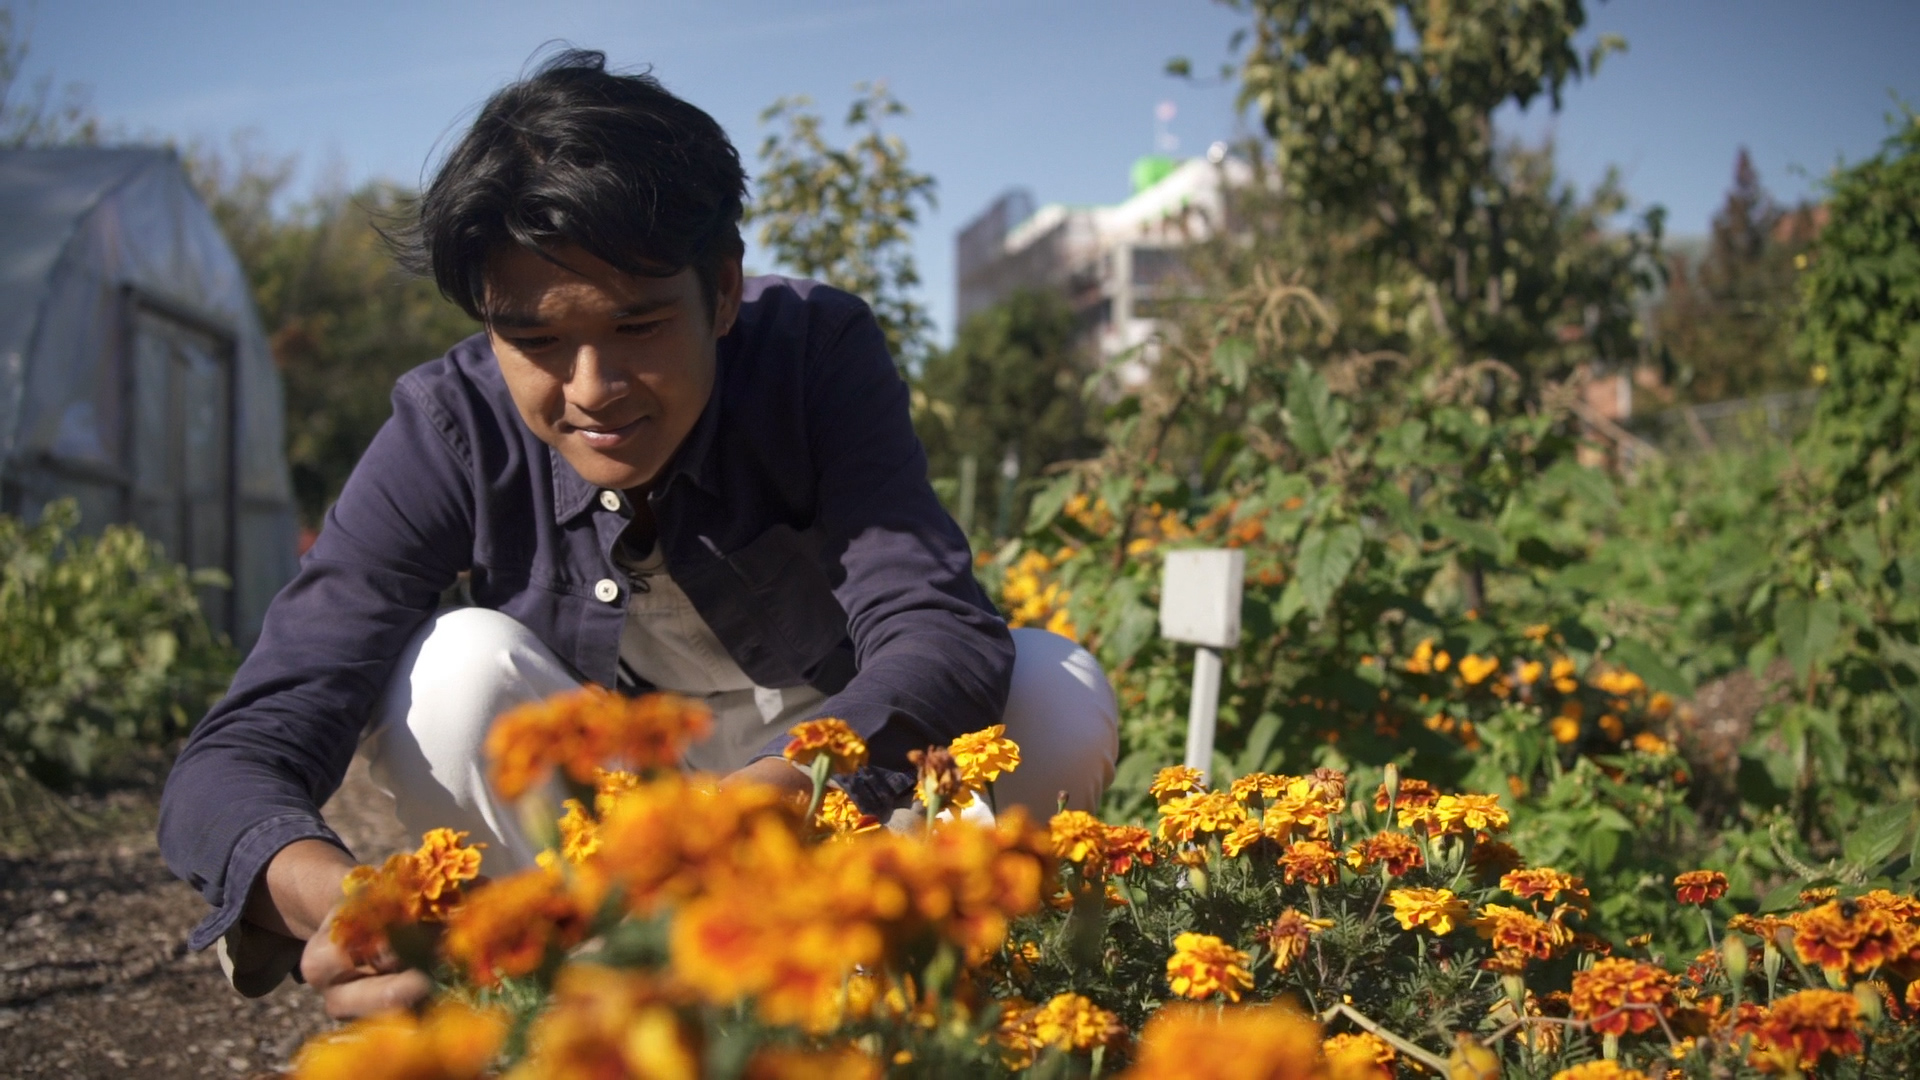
[0,502,235,783]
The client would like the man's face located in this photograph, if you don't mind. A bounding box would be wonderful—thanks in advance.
[485,245,742,493]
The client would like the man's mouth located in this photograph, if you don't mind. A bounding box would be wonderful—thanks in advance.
[566,416,646,449]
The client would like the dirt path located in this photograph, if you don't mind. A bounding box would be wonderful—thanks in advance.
[0,758,411,1078]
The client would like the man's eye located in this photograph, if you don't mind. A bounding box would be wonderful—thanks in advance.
[618,320,666,337]
[505,335,559,350]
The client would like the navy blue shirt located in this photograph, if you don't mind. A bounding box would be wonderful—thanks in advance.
[159,277,1013,952]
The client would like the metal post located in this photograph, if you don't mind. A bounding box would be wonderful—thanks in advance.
[1184,645,1223,782]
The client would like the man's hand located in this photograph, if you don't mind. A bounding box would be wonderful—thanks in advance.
[723,755,815,800]
[250,838,432,1019]
[300,906,434,1020]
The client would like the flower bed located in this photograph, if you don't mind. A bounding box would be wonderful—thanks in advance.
[293,689,1920,1078]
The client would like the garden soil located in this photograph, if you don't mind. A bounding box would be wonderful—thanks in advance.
[0,757,411,1078]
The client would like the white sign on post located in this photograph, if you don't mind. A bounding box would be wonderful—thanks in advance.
[1159,549,1246,783]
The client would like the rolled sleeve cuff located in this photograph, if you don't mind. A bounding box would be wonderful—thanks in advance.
[187,813,350,953]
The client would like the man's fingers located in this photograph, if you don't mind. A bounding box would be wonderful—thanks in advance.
[321,968,434,1021]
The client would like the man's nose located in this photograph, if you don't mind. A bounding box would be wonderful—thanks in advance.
[566,345,628,411]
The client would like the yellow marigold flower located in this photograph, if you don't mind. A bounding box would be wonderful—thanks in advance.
[1791,899,1911,975]
[1346,831,1423,877]
[1229,771,1290,805]
[1800,886,1839,904]
[1166,932,1255,1002]
[1753,988,1864,1071]
[441,867,589,988]
[515,965,703,1080]
[814,788,879,836]
[1103,824,1156,876]
[1549,715,1581,744]
[1517,659,1545,684]
[1050,810,1110,866]
[1030,992,1125,1053]
[1458,653,1500,686]
[1855,888,1920,921]
[1500,867,1590,909]
[1647,691,1674,718]
[1568,957,1675,1035]
[1279,839,1341,887]
[1405,638,1437,674]
[1322,1031,1395,1080]
[1549,1063,1648,1080]
[783,718,869,775]
[1472,903,1576,961]
[951,723,1022,791]
[1673,870,1729,906]
[1121,1004,1321,1079]
[330,829,485,965]
[1263,909,1333,973]
[411,828,484,914]
[1430,793,1510,835]
[487,687,712,799]
[1044,607,1079,641]
[1389,888,1467,936]
[554,799,599,864]
[1149,764,1206,803]
[292,1001,507,1080]
[1434,649,1453,672]
[1156,790,1248,845]
[743,1046,881,1080]
[1550,656,1576,680]
[1594,668,1646,696]
[1220,818,1268,858]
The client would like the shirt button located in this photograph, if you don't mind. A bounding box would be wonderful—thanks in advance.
[593,578,620,603]
[598,489,623,512]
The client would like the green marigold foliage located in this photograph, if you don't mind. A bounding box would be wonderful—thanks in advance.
[0,501,235,781]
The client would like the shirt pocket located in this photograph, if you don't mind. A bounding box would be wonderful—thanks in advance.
[723,522,850,681]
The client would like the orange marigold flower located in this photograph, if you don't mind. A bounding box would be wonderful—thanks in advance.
[1517,659,1545,684]
[950,723,1021,790]
[1501,868,1589,910]
[1674,870,1729,906]
[1051,810,1110,867]
[1322,1031,1394,1079]
[555,799,600,864]
[1346,831,1423,877]
[1103,824,1155,876]
[1473,903,1576,961]
[441,867,589,988]
[1799,886,1838,905]
[1262,909,1333,973]
[517,966,704,1080]
[1149,765,1206,803]
[1752,988,1864,1070]
[1458,653,1500,686]
[1791,899,1911,975]
[1280,839,1342,887]
[1728,912,1794,945]
[1166,932,1254,1002]
[1568,958,1675,1036]
[1470,841,1526,882]
[487,688,712,798]
[1229,772,1290,806]
[1220,819,1267,859]
[744,1045,881,1080]
[331,855,423,965]
[1854,889,1920,922]
[1156,790,1248,845]
[1029,992,1125,1054]
[1549,715,1582,744]
[1121,1003,1321,1079]
[292,1000,507,1080]
[1373,777,1438,814]
[1389,888,1467,936]
[783,718,869,775]
[1549,1063,1647,1080]
[814,788,879,836]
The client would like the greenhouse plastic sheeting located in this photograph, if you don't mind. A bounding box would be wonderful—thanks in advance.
[0,147,296,648]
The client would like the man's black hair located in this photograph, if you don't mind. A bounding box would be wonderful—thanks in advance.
[403,48,747,322]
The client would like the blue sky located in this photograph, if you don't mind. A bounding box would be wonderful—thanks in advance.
[19,0,1920,344]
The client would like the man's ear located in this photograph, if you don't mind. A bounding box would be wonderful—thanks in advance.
[714,254,745,338]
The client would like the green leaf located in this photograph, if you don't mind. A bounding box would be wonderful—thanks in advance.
[1282,360,1349,459]
[1844,804,1916,870]
[1211,337,1253,391]
[1432,515,1504,558]
[1024,474,1078,535]
[1295,523,1363,618]
[1775,593,1842,683]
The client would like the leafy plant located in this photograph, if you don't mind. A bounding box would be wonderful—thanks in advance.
[0,501,235,784]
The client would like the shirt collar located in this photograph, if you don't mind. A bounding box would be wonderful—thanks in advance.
[547,341,730,524]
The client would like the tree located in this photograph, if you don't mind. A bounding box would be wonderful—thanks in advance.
[917,289,1097,535]
[1179,0,1660,392]
[0,5,100,146]
[189,147,477,526]
[1654,150,1816,402]
[744,83,937,368]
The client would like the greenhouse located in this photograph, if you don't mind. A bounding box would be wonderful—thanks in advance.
[0,147,296,647]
